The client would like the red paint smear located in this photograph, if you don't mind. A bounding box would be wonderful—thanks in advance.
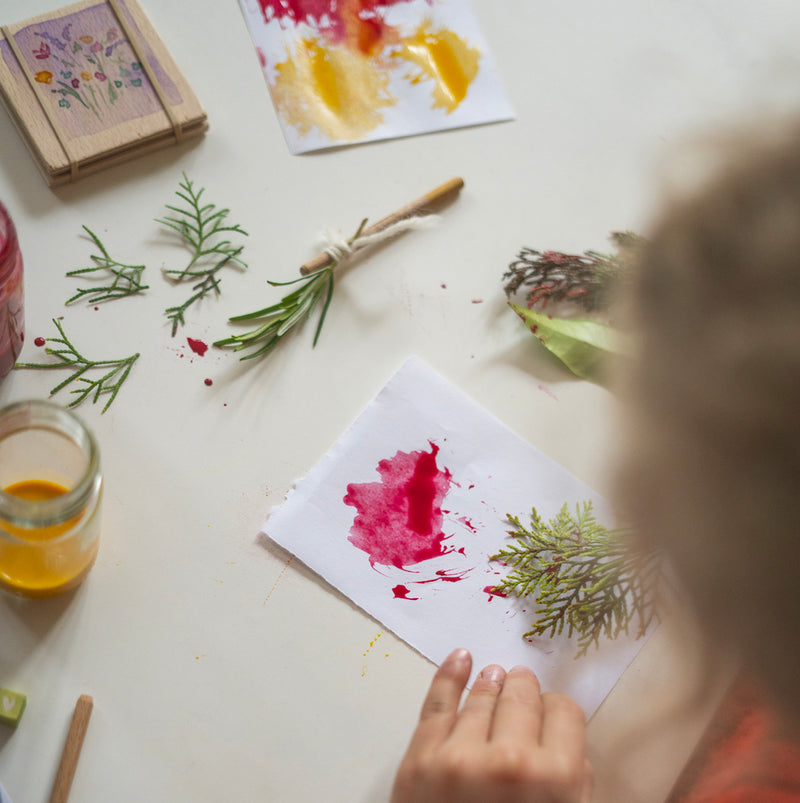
[415,568,469,585]
[34,336,46,347]
[457,515,477,533]
[187,337,208,356]
[204,378,213,386]
[258,0,426,52]
[392,584,418,600]
[344,442,453,570]
[484,585,508,601]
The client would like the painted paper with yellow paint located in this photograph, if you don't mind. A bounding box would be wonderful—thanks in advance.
[238,0,514,153]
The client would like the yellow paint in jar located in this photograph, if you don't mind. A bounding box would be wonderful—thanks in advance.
[0,478,100,597]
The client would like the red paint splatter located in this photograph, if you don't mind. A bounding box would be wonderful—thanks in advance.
[34,336,46,347]
[441,283,447,289]
[531,324,538,334]
[187,337,208,356]
[344,442,453,570]
[471,299,484,304]
[204,378,213,386]
[392,584,418,600]
[484,585,508,601]
[538,383,558,401]
[457,515,477,533]
[257,0,427,53]
[415,568,469,584]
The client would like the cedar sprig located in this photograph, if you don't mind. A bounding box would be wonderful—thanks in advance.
[490,501,658,658]
[65,226,148,305]
[157,173,248,335]
[15,318,139,412]
[503,231,643,312]
[214,219,367,360]
[164,246,244,337]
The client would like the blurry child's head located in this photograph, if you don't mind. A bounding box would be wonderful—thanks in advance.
[620,127,800,724]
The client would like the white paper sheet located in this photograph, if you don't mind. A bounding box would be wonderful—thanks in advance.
[264,357,651,717]
[237,0,514,154]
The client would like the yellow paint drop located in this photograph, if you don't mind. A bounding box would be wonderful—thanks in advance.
[396,22,480,113]
[271,36,395,142]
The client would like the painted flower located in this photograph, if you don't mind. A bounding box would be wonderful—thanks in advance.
[33,42,50,59]
[94,71,107,81]
[114,80,122,88]
[107,27,118,41]
[90,41,102,52]
[34,71,53,84]
[79,35,93,44]
[80,71,92,81]
[58,98,70,108]
[132,62,142,71]
[62,24,72,42]
[71,78,80,88]
[131,78,142,87]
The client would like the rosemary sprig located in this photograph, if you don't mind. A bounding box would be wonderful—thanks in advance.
[490,501,658,658]
[214,219,367,360]
[15,318,140,412]
[156,173,248,335]
[66,226,148,305]
[213,262,335,360]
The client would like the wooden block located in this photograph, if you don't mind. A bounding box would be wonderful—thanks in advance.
[0,0,207,186]
[0,687,26,727]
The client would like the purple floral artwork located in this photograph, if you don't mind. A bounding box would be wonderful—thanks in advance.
[2,0,182,138]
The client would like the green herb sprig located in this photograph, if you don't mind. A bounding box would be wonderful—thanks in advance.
[65,226,148,305]
[491,501,658,658]
[157,173,248,335]
[215,220,367,360]
[15,318,139,412]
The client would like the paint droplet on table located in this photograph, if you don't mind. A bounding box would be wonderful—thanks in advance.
[34,337,46,347]
[344,442,453,570]
[187,337,209,356]
[204,378,213,386]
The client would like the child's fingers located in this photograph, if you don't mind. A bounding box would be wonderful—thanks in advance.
[448,664,506,744]
[404,648,472,759]
[489,664,544,744]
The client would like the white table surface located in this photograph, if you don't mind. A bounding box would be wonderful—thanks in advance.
[1,1,798,800]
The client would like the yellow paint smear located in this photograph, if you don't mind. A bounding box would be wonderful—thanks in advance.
[396,22,480,113]
[272,36,395,141]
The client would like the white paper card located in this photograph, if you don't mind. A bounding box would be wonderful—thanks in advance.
[264,357,651,716]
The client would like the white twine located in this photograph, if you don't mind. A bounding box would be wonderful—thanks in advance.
[318,214,441,265]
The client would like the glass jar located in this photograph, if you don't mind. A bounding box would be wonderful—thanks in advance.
[0,400,102,598]
[0,204,24,380]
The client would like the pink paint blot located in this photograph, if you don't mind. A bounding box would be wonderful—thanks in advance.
[484,585,508,601]
[392,584,418,600]
[538,383,558,401]
[344,442,453,570]
[187,337,208,356]
[457,515,477,533]
[34,336,46,347]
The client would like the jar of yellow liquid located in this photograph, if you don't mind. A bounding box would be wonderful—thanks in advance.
[0,400,101,598]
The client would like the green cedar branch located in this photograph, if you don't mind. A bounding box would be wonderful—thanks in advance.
[490,501,658,658]
[14,318,139,413]
[157,173,248,335]
[65,226,148,305]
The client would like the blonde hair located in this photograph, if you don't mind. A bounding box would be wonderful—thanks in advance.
[619,125,800,726]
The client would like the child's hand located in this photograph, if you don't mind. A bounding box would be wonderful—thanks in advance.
[391,648,593,803]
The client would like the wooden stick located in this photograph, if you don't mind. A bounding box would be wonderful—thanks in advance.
[49,695,93,803]
[300,177,464,275]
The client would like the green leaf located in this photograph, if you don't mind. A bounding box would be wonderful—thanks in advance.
[509,302,621,387]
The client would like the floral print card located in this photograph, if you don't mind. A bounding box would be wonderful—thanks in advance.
[0,0,206,185]
[238,0,514,154]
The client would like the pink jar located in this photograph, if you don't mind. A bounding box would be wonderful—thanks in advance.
[0,204,24,380]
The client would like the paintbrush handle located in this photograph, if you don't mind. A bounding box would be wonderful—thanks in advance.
[49,695,93,803]
[300,177,464,275]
